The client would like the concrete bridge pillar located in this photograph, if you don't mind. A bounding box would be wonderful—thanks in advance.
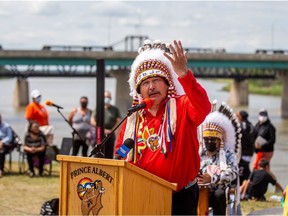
[109,69,131,116]
[13,78,29,107]
[278,71,288,118]
[228,79,249,106]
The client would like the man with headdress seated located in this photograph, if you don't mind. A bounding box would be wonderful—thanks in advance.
[115,40,211,215]
[198,104,240,215]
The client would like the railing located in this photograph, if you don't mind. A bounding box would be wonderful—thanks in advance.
[42,45,113,51]
[255,49,288,55]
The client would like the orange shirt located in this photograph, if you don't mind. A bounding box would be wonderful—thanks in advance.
[25,102,49,126]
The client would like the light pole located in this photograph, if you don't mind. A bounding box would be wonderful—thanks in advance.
[271,20,276,50]
[107,16,111,46]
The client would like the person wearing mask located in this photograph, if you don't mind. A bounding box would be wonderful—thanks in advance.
[252,109,276,170]
[236,110,255,185]
[23,121,47,177]
[91,91,121,159]
[25,89,54,145]
[198,103,240,215]
[0,114,13,177]
[68,96,92,157]
[114,40,211,215]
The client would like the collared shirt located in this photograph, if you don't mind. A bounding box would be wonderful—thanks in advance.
[0,122,12,145]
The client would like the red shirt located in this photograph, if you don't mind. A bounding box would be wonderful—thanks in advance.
[25,102,49,126]
[115,71,211,191]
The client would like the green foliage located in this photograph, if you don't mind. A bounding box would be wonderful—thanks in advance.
[248,79,282,96]
[220,79,282,96]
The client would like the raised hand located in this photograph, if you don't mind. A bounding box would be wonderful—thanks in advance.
[164,40,188,78]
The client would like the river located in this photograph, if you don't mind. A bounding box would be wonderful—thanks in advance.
[1,77,287,188]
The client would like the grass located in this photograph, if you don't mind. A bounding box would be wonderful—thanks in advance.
[0,161,60,215]
[0,161,284,215]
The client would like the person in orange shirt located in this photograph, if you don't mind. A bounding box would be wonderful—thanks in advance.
[25,89,54,145]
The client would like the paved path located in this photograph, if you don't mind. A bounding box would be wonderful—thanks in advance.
[248,207,283,215]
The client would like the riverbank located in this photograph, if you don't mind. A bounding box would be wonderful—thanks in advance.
[220,79,282,96]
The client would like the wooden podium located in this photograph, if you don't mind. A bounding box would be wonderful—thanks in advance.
[57,155,177,215]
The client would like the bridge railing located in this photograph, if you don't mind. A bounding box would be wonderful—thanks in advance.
[255,49,288,55]
[42,45,113,51]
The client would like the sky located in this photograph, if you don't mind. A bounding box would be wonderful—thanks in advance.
[0,1,288,53]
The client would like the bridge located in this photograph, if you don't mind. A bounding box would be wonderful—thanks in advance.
[1,36,288,118]
[0,50,285,78]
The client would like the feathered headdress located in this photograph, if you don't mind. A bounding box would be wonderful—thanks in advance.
[128,39,185,104]
[123,39,186,160]
[202,101,242,162]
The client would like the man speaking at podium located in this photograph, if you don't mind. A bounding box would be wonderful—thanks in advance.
[115,40,210,215]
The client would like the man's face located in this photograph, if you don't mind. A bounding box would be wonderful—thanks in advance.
[139,77,168,105]
[33,95,42,104]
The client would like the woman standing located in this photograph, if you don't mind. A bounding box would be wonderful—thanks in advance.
[68,96,92,157]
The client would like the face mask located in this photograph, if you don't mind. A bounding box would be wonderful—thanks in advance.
[205,142,218,152]
[259,116,268,123]
[104,97,111,105]
[34,96,41,104]
[81,102,88,109]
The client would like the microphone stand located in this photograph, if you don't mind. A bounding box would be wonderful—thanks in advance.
[56,108,87,148]
[89,111,133,157]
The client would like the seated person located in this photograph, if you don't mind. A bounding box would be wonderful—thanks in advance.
[241,158,283,201]
[23,121,47,177]
[0,114,13,177]
[198,104,240,215]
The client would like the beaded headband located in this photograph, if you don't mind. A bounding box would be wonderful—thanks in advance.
[128,40,185,104]
[203,123,225,140]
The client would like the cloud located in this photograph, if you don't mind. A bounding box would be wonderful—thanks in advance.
[0,1,287,52]
[27,1,62,16]
[90,1,136,17]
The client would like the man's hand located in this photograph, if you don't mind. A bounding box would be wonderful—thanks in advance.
[255,143,261,149]
[197,173,211,184]
[104,129,112,135]
[0,141,3,150]
[164,40,188,78]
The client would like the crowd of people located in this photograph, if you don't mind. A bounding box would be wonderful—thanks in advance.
[0,39,286,215]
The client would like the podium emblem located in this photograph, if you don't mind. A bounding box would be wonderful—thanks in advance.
[77,177,105,215]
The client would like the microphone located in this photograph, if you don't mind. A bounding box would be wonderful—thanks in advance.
[114,138,135,159]
[45,100,64,109]
[127,98,153,114]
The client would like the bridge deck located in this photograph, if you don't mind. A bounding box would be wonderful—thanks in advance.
[0,50,288,78]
